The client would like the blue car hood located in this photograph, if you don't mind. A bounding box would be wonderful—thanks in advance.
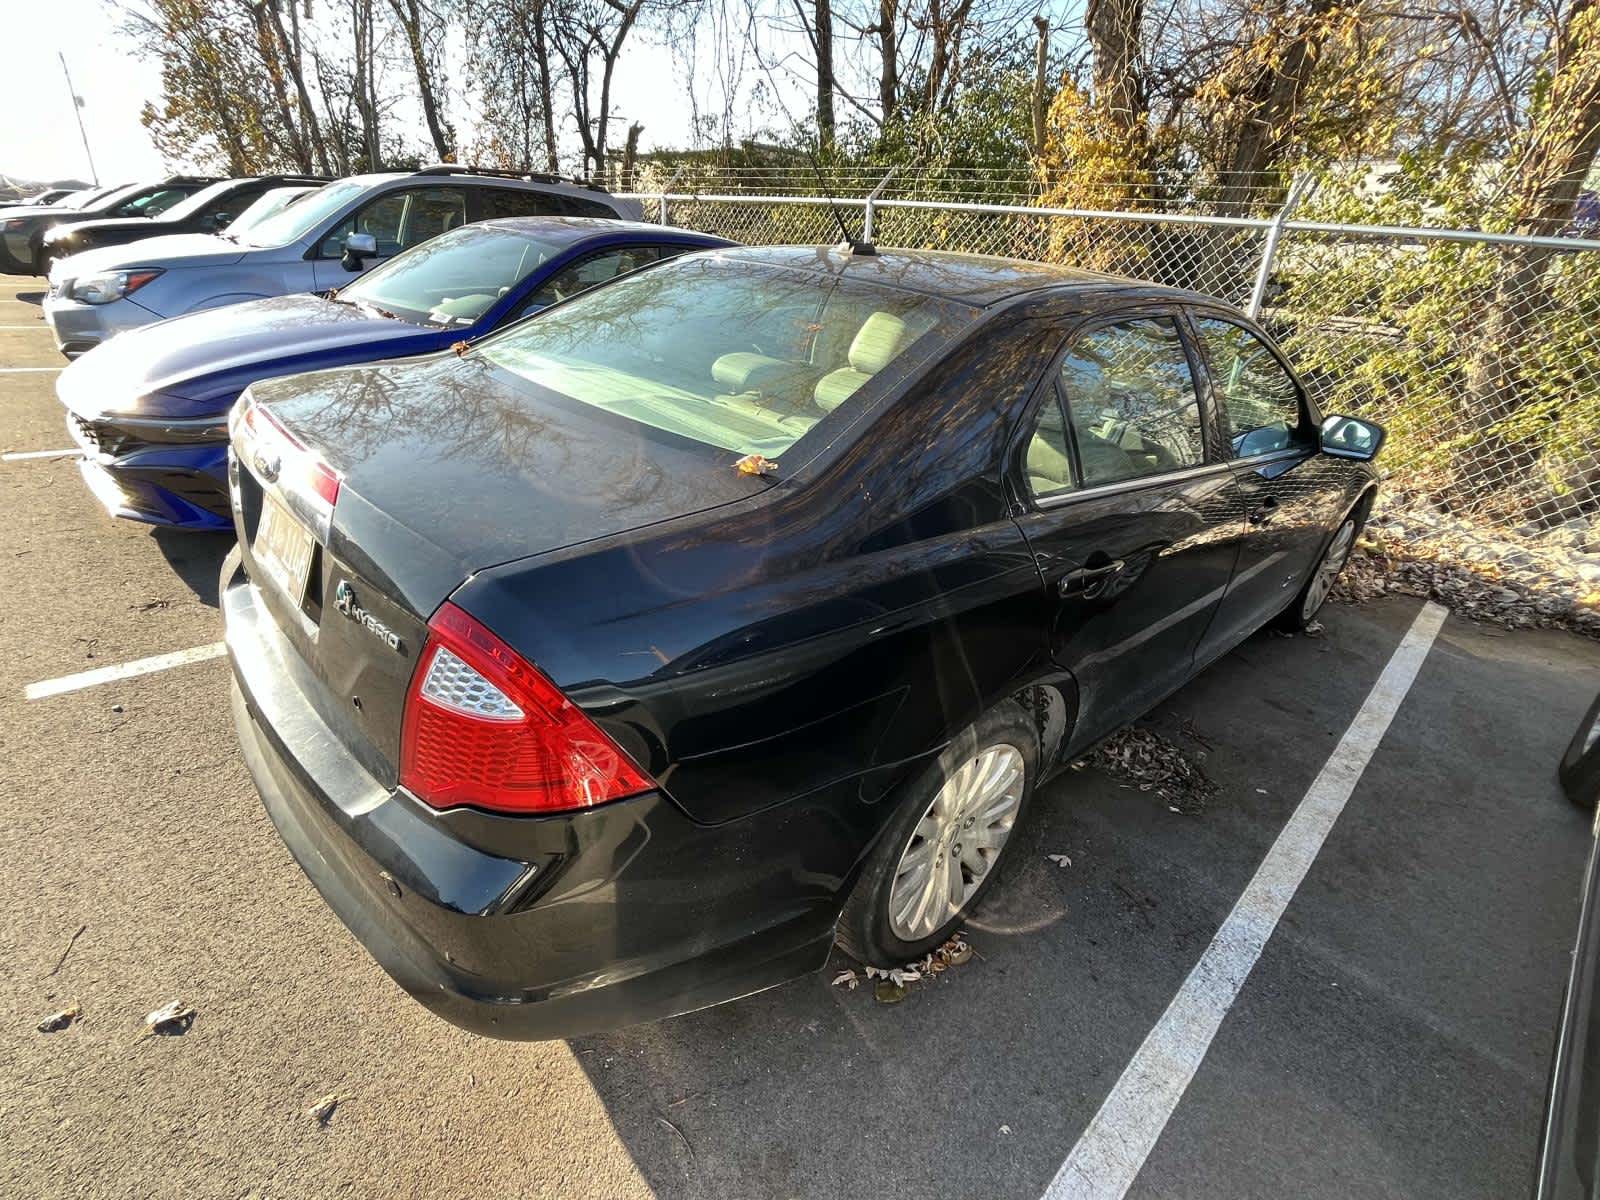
[57,293,442,417]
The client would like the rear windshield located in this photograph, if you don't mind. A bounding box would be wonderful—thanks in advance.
[342,224,563,327]
[477,256,964,459]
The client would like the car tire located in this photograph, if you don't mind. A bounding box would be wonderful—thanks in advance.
[836,700,1038,967]
[1276,510,1362,633]
[1559,693,1600,809]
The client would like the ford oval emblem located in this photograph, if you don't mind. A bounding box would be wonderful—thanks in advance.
[254,447,282,483]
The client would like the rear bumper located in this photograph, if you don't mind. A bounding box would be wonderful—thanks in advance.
[222,548,838,1038]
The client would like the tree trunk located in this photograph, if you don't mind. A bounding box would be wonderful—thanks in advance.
[877,0,898,123]
[269,0,331,174]
[620,121,643,190]
[1084,0,1145,141]
[814,0,834,146]
[1031,15,1049,160]
[532,1,558,172]
[1454,1,1600,511]
[386,0,452,160]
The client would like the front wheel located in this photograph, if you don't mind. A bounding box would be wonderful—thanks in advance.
[1277,515,1357,632]
[836,701,1038,966]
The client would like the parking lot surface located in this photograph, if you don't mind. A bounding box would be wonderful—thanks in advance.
[2,274,1597,1199]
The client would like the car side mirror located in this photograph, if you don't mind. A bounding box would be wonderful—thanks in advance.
[1319,414,1386,462]
[342,232,378,272]
[209,212,232,230]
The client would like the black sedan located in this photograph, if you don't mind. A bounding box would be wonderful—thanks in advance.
[0,175,218,275]
[39,174,327,265]
[222,245,1384,1038]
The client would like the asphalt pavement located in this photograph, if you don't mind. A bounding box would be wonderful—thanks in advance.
[1,276,1595,1199]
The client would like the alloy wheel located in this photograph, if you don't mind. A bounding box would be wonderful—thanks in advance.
[1302,519,1355,622]
[887,743,1024,941]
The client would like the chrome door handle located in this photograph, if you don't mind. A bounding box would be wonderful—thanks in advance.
[1058,559,1126,598]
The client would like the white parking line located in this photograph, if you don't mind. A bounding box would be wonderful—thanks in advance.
[24,642,227,700]
[0,324,46,329]
[0,367,62,373]
[2,448,78,461]
[1043,600,1449,1200]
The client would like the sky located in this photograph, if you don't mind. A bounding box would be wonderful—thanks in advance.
[0,0,781,186]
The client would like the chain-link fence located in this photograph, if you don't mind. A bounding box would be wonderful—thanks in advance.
[622,171,1600,626]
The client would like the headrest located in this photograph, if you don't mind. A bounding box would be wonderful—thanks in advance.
[848,312,911,375]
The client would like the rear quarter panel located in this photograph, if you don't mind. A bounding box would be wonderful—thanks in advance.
[454,306,1070,829]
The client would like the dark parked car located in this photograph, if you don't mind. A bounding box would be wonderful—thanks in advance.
[27,188,84,207]
[39,174,327,265]
[1534,694,1600,1199]
[222,245,1384,1039]
[58,217,731,530]
[0,175,218,274]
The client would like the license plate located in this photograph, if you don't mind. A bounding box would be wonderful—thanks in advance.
[254,494,315,605]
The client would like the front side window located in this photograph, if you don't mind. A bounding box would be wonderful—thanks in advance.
[239,177,370,247]
[1060,317,1204,486]
[114,187,193,217]
[317,187,468,258]
[1193,316,1307,457]
[478,257,961,459]
[341,225,565,327]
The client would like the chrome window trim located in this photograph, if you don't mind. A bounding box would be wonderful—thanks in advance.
[1033,458,1237,510]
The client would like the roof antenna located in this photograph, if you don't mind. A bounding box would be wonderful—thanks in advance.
[744,40,876,256]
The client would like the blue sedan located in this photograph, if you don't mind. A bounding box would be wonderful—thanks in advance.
[56,218,735,530]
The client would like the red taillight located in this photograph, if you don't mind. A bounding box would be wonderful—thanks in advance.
[399,602,653,814]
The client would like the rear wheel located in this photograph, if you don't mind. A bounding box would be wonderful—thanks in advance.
[836,701,1037,966]
[1277,515,1357,632]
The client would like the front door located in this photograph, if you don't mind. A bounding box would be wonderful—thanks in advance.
[1186,312,1347,657]
[311,186,468,291]
[1012,312,1247,752]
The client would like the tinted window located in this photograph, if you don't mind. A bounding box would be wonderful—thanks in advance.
[1025,393,1076,497]
[317,186,466,257]
[1060,317,1204,486]
[481,188,563,219]
[479,257,958,459]
[1194,316,1306,457]
[113,186,194,217]
[525,246,660,308]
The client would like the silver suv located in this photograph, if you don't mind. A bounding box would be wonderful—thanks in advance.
[43,166,643,356]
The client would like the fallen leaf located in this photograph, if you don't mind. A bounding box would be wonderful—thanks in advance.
[831,969,859,990]
[887,967,921,986]
[999,1124,1012,1135]
[144,1000,196,1037]
[734,453,779,476]
[1047,853,1073,868]
[36,1001,81,1033]
[450,339,471,357]
[307,1092,354,1125]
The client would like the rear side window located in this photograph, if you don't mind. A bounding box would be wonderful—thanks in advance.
[1059,317,1204,486]
[1025,393,1076,497]
[481,188,617,219]
[524,246,661,309]
[1193,316,1307,457]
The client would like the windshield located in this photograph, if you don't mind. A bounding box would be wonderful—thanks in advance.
[238,178,372,248]
[158,179,240,223]
[342,224,564,327]
[226,187,317,235]
[478,256,961,459]
[61,185,118,210]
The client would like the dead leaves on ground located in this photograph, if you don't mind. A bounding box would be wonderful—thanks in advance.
[307,1092,355,1126]
[1084,726,1218,814]
[36,1001,82,1033]
[831,934,975,1005]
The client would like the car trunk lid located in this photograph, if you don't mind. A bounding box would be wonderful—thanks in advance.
[229,354,764,786]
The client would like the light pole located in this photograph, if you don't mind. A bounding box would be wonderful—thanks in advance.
[58,52,98,185]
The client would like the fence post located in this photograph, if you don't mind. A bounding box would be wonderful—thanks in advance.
[658,167,686,226]
[862,169,896,244]
[1246,173,1313,319]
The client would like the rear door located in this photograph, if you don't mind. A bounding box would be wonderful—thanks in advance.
[1186,310,1345,654]
[1011,309,1247,749]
